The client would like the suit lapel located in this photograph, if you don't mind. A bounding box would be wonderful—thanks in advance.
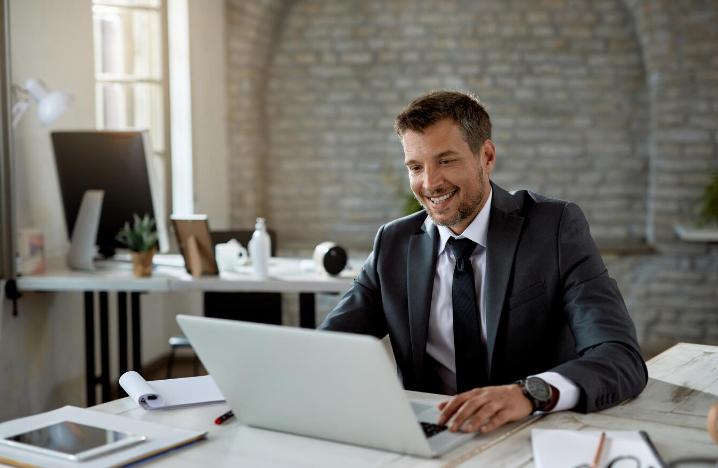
[407,220,438,384]
[485,184,524,378]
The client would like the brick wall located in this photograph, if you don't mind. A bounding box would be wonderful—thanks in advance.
[225,0,718,355]
[264,0,649,249]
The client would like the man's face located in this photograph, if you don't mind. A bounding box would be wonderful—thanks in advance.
[402,118,495,234]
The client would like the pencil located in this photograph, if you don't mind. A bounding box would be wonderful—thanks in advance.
[591,432,606,468]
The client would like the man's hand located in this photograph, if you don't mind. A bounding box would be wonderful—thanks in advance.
[437,384,533,433]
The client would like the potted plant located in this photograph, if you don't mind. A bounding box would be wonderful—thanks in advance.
[404,192,423,216]
[116,214,158,277]
[699,171,718,226]
[675,171,718,242]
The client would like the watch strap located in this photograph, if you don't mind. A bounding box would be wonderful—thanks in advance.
[543,384,560,412]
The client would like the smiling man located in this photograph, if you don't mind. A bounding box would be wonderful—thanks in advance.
[320,90,647,434]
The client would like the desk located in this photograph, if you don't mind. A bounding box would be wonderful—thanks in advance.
[16,256,356,406]
[90,343,718,467]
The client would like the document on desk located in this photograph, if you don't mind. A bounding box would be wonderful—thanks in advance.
[531,429,666,468]
[119,371,225,410]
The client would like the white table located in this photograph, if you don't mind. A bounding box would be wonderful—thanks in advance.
[16,256,356,405]
[17,256,358,293]
[90,343,718,467]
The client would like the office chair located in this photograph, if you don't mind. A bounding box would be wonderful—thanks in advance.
[166,229,282,378]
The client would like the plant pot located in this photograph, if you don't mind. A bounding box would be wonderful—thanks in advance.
[131,250,155,277]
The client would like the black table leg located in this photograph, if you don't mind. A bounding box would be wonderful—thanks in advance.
[99,292,111,402]
[117,292,128,397]
[84,291,96,407]
[299,293,316,328]
[131,292,142,373]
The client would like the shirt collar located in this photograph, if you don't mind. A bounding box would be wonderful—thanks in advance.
[424,188,493,256]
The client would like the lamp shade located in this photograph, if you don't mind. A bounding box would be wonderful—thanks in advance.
[24,79,73,126]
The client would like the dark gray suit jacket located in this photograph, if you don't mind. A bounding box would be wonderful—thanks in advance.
[320,182,647,413]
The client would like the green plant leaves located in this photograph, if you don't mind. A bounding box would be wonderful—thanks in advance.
[699,172,718,226]
[404,192,423,215]
[116,213,158,252]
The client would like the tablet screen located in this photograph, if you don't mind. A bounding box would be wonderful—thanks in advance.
[6,421,137,456]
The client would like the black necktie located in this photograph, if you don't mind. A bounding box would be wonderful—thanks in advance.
[447,237,488,393]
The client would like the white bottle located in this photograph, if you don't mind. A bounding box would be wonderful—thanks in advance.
[249,217,271,279]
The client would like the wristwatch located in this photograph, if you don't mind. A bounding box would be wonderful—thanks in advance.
[514,377,559,412]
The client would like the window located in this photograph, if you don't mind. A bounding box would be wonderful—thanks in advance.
[92,0,168,206]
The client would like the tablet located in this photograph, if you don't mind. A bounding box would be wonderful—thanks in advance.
[0,420,146,462]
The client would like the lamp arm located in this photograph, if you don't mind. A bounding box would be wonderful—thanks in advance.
[10,84,31,127]
[11,98,31,127]
[11,83,29,99]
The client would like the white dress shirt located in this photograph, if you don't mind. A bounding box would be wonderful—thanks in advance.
[424,188,579,412]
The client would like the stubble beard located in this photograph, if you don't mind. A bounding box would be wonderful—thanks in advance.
[416,167,486,229]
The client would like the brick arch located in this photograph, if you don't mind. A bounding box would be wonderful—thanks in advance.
[226,0,293,228]
[621,0,718,252]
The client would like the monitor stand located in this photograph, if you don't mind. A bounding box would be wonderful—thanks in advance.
[98,244,116,259]
[67,190,104,271]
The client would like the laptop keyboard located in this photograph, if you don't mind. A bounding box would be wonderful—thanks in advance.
[421,422,448,438]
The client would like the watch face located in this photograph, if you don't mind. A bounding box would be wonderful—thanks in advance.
[526,377,551,403]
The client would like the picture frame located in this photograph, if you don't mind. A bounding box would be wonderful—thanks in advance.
[170,215,218,277]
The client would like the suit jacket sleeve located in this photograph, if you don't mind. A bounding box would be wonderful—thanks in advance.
[318,225,388,338]
[549,202,648,413]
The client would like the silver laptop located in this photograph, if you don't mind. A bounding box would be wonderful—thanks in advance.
[177,315,476,457]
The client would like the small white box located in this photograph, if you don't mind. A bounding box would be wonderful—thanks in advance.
[17,228,45,275]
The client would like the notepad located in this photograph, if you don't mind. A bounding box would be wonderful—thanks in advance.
[531,429,666,468]
[119,371,225,410]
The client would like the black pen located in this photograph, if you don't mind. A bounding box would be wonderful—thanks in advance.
[214,410,234,425]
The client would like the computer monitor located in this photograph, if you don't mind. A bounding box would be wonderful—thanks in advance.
[51,131,169,258]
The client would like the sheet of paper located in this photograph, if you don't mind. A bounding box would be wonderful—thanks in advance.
[149,374,225,408]
[531,429,665,468]
[119,371,224,410]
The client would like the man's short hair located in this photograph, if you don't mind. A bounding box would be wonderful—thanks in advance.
[394,90,491,155]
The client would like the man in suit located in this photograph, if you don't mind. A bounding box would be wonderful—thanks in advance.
[320,90,647,434]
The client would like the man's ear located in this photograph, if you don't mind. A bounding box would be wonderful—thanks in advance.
[482,139,496,170]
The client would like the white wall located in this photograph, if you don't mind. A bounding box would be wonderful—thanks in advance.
[10,0,95,255]
[188,0,230,230]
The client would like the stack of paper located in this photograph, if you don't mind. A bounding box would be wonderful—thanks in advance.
[119,371,224,410]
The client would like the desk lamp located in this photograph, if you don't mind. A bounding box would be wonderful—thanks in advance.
[11,79,72,127]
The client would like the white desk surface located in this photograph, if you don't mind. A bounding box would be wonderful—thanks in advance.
[16,256,356,294]
[15,256,173,292]
[89,343,718,467]
[172,257,358,293]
